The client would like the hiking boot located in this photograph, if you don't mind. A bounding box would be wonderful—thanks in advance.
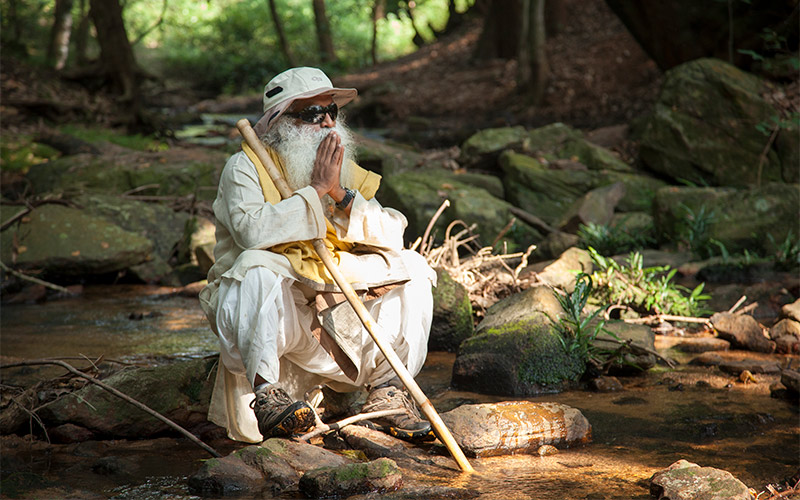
[361,381,434,442]
[251,384,315,439]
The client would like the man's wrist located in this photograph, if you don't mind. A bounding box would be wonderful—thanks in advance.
[336,187,356,210]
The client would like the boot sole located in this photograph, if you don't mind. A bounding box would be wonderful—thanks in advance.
[386,424,436,442]
[262,401,316,438]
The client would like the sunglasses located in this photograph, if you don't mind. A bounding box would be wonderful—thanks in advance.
[284,103,338,124]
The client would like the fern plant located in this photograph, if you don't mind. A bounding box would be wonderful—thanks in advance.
[588,247,711,317]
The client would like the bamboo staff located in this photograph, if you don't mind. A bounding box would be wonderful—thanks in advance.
[236,119,473,473]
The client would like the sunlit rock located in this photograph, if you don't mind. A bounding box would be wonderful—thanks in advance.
[711,312,775,353]
[440,401,591,457]
[649,459,753,500]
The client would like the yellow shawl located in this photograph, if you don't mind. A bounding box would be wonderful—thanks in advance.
[241,142,381,285]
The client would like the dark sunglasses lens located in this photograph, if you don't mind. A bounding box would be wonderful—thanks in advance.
[299,103,337,124]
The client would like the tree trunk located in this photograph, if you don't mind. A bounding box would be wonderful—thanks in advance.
[74,0,90,66]
[269,0,296,66]
[47,0,74,70]
[518,0,548,105]
[473,0,523,60]
[545,0,566,36]
[371,0,385,65]
[88,0,140,116]
[528,0,549,104]
[312,0,337,63]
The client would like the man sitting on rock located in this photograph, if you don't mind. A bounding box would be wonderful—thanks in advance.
[199,67,436,443]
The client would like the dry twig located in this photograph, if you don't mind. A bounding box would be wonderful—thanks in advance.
[299,409,405,442]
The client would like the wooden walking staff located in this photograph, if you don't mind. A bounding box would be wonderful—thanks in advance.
[236,118,474,473]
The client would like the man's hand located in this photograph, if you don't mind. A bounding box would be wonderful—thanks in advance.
[310,131,346,203]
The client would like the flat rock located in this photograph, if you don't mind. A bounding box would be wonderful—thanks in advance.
[718,359,780,375]
[650,459,752,500]
[338,425,430,463]
[689,353,723,366]
[674,337,731,353]
[440,401,591,457]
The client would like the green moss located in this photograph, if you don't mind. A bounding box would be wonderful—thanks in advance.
[0,134,60,173]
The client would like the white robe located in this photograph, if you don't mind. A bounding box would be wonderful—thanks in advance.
[199,151,436,443]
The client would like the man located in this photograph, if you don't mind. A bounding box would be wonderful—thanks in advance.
[199,67,437,444]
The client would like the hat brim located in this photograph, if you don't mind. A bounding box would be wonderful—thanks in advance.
[253,87,357,136]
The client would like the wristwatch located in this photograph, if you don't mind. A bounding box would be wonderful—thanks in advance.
[336,187,356,210]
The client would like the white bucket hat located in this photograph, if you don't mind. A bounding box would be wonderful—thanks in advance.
[252,67,357,135]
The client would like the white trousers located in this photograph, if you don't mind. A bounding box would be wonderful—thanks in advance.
[214,253,434,397]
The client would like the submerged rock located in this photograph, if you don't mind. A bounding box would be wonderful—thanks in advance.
[649,459,753,500]
[440,401,591,457]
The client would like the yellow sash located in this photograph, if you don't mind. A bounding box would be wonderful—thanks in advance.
[241,142,381,285]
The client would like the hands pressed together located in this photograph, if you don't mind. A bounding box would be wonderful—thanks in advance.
[310,131,348,206]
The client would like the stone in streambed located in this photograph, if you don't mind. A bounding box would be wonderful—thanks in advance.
[299,457,402,498]
[649,459,753,500]
[711,312,774,353]
[440,401,591,457]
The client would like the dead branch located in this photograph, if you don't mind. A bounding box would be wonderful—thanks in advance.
[0,359,221,458]
[623,313,712,328]
[508,206,556,234]
[420,199,450,255]
[0,261,73,295]
[728,295,747,313]
[299,409,405,442]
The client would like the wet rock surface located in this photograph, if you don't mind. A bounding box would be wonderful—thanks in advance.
[440,401,591,457]
[650,459,754,500]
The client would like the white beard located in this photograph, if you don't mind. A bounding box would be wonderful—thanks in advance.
[261,115,357,203]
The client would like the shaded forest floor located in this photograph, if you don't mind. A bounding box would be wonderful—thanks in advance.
[1,0,661,150]
[336,0,661,141]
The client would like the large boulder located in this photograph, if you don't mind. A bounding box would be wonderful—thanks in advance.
[440,401,591,457]
[378,168,540,250]
[430,268,474,352]
[653,183,799,255]
[636,58,794,187]
[37,357,217,438]
[24,148,224,200]
[453,289,584,396]
[556,182,626,233]
[0,204,152,278]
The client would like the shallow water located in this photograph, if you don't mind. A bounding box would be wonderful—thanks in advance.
[1,285,798,499]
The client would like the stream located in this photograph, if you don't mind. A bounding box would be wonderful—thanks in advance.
[1,285,798,499]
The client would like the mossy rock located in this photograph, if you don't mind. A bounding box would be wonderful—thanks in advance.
[499,151,665,225]
[0,204,152,278]
[459,126,529,169]
[637,58,788,187]
[379,168,540,250]
[653,183,800,254]
[430,268,474,352]
[24,149,224,200]
[76,194,190,262]
[477,285,565,334]
[453,318,584,396]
